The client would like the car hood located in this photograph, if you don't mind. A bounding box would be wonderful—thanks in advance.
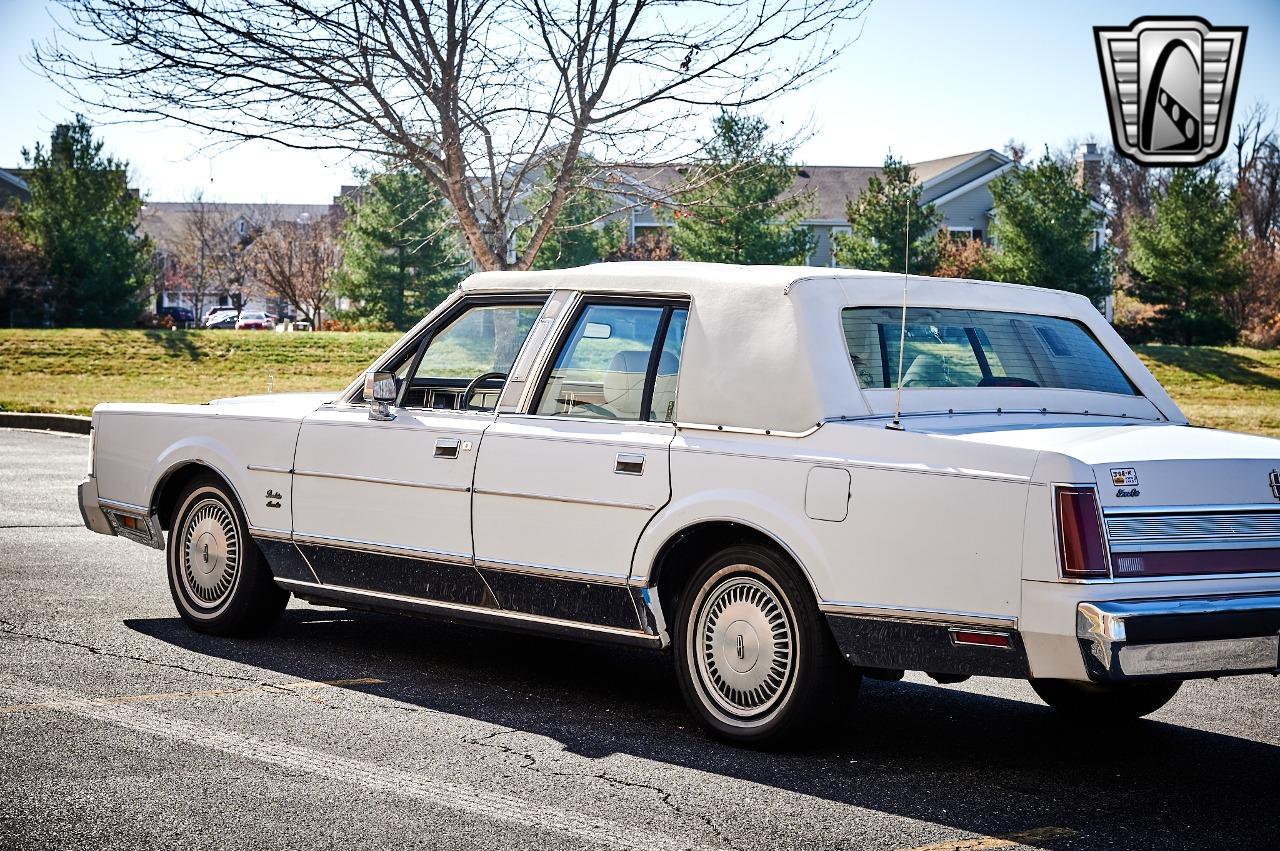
[935,420,1280,509]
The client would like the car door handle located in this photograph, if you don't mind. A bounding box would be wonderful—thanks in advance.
[434,438,461,459]
[615,453,645,475]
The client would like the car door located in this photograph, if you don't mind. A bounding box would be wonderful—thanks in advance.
[290,297,545,606]
[472,298,689,631]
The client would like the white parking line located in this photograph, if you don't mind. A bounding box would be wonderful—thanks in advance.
[5,679,719,851]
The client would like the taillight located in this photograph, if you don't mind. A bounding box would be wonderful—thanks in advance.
[1055,486,1110,578]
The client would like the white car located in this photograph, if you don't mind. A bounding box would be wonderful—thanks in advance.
[79,262,1280,744]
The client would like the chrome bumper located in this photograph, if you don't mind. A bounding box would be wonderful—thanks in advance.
[1077,594,1280,681]
[78,477,164,549]
[78,477,114,537]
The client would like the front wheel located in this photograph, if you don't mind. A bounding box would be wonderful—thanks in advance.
[673,544,858,746]
[166,474,288,636]
[1030,678,1181,721]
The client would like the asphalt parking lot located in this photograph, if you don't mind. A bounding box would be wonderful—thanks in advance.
[1,427,1277,850]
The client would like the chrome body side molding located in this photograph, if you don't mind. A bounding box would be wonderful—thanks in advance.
[292,469,471,493]
[472,487,657,512]
[818,601,1017,629]
[275,578,663,649]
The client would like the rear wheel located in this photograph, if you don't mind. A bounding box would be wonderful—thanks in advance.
[673,544,858,746]
[1030,678,1181,721]
[166,474,288,636]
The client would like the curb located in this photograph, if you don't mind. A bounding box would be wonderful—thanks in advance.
[0,412,92,434]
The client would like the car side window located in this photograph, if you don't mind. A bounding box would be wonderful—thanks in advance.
[360,302,543,410]
[535,302,686,422]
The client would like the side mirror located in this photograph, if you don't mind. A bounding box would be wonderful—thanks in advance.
[364,370,398,421]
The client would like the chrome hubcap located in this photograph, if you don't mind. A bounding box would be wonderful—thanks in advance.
[695,574,794,717]
[181,498,239,608]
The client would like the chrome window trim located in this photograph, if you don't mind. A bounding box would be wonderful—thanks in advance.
[674,421,823,438]
[818,601,1017,629]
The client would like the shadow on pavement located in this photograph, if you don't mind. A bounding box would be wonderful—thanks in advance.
[126,608,1280,850]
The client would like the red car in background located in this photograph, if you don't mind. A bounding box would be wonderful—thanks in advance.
[234,311,272,330]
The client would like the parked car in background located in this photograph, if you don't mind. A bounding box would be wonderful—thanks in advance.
[205,311,239,330]
[78,262,1280,746]
[204,306,234,323]
[235,311,271,330]
[158,305,196,328]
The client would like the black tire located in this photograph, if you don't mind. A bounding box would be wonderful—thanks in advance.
[166,474,288,636]
[1030,678,1182,721]
[673,543,859,746]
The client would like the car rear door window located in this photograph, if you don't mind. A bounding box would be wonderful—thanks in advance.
[536,302,688,421]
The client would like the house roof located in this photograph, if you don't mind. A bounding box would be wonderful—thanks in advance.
[0,168,29,193]
[605,150,1008,221]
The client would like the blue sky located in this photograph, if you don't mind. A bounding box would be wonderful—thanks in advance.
[1,1,1277,204]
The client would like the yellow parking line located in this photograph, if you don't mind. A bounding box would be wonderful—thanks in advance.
[0,677,384,714]
[899,826,1077,851]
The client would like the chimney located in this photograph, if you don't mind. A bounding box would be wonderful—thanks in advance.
[1075,142,1103,200]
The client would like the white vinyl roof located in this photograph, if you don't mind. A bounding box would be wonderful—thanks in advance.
[460,262,1185,432]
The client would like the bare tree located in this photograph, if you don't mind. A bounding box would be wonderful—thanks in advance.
[173,192,237,318]
[251,214,340,328]
[36,0,869,270]
[1235,103,1280,245]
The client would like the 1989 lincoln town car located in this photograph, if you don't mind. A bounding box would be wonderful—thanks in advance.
[79,262,1280,744]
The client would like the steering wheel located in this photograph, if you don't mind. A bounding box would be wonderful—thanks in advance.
[461,372,508,411]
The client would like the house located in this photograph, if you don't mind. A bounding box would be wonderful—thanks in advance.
[0,168,30,208]
[138,199,342,318]
[614,146,1106,268]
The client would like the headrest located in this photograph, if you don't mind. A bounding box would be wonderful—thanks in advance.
[603,349,650,417]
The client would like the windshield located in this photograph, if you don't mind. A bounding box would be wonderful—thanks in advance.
[842,307,1137,396]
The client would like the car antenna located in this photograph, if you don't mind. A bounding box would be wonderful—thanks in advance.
[886,188,911,431]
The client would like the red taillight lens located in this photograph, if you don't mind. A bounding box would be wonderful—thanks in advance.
[1055,486,1110,578]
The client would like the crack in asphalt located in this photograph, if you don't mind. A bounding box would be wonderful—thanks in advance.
[465,728,743,851]
[0,618,260,684]
[0,523,83,529]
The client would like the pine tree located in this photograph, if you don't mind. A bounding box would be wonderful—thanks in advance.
[1127,167,1248,345]
[16,117,152,326]
[671,112,813,265]
[834,155,941,273]
[335,165,464,330]
[987,152,1108,302]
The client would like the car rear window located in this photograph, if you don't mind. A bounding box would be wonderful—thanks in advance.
[842,307,1137,396]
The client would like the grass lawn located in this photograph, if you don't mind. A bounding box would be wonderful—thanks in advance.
[2,330,1279,437]
[1134,345,1280,438]
[0,328,399,416]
